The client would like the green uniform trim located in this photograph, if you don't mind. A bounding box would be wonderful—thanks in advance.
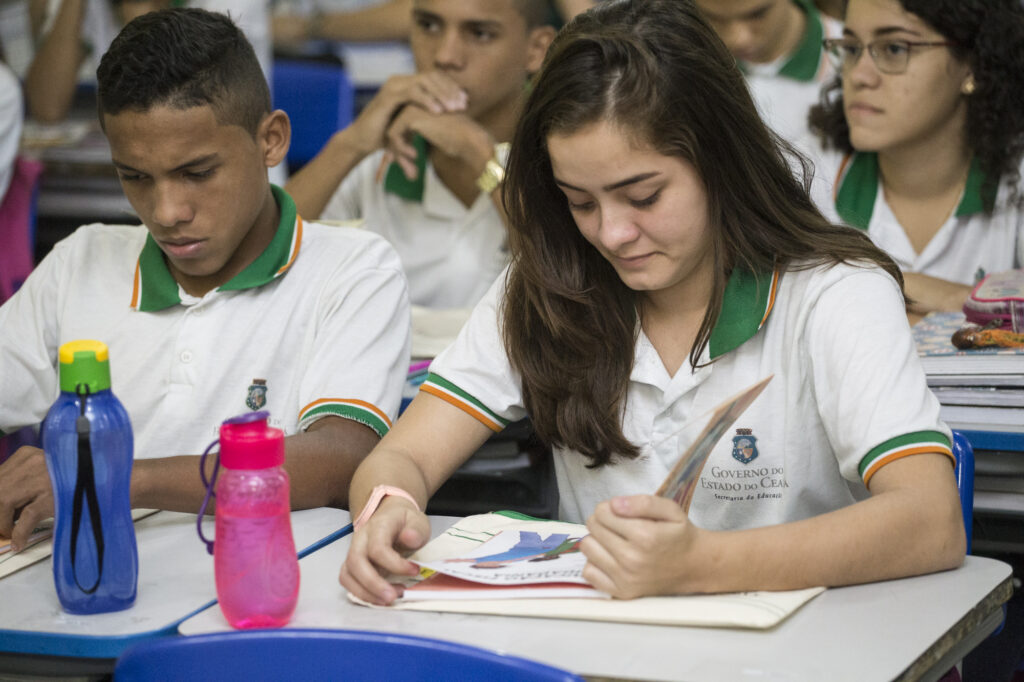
[858,429,953,480]
[708,267,778,360]
[382,135,429,202]
[422,372,511,428]
[136,185,298,311]
[778,0,825,83]
[835,153,996,232]
[301,403,391,439]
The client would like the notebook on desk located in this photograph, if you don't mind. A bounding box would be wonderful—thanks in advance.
[0,509,158,580]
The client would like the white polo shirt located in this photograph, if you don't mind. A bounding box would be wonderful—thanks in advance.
[422,262,953,526]
[321,141,509,309]
[0,186,411,458]
[742,0,840,152]
[745,0,839,150]
[815,151,1024,285]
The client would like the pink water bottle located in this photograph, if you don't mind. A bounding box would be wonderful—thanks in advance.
[209,412,299,628]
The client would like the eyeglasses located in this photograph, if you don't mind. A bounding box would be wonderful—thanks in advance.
[822,37,956,75]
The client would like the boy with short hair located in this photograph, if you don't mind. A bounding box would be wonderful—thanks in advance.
[286,0,556,310]
[0,8,410,550]
[694,0,840,148]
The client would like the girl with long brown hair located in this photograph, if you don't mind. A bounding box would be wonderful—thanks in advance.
[340,0,964,603]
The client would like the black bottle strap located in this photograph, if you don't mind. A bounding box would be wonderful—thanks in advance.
[70,385,104,595]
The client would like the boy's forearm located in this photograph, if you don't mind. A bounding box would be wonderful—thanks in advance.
[25,0,86,122]
[284,128,372,219]
[130,417,380,512]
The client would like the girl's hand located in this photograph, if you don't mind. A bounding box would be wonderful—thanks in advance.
[338,498,430,605]
[581,494,704,599]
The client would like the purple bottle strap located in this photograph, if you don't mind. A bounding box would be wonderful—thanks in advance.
[195,411,271,555]
[196,438,221,556]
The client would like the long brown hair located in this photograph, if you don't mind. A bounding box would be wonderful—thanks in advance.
[501,0,901,467]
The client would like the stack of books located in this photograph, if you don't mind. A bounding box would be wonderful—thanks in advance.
[914,312,1024,530]
[913,312,1024,433]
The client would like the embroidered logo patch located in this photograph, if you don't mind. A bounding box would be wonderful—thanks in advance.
[246,378,267,410]
[731,428,759,465]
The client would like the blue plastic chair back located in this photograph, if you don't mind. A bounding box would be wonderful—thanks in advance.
[114,628,583,682]
[952,430,974,554]
[272,57,355,170]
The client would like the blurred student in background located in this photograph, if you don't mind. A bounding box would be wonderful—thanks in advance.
[272,0,592,46]
[24,0,272,123]
[285,0,555,311]
[0,59,22,202]
[809,0,1024,324]
[694,0,840,150]
[812,0,841,20]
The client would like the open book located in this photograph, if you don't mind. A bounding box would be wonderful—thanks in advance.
[350,377,825,627]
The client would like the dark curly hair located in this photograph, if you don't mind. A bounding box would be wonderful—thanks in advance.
[96,8,270,137]
[809,0,1024,197]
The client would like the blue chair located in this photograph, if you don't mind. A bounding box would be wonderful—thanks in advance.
[272,55,355,171]
[952,430,974,555]
[114,629,583,681]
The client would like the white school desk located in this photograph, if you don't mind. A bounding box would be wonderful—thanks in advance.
[180,516,1013,682]
[0,508,351,677]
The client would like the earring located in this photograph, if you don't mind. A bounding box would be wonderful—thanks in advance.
[962,76,976,95]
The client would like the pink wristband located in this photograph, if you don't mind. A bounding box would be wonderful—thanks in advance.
[352,484,420,532]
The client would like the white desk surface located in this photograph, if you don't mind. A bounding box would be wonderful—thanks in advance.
[0,507,351,659]
[181,516,1013,682]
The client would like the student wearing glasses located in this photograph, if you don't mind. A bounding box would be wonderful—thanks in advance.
[809,0,1024,323]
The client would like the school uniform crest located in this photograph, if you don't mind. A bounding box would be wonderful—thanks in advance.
[246,378,267,410]
[732,428,759,464]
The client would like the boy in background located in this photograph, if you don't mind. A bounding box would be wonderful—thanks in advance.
[695,0,840,149]
[286,0,555,310]
[0,8,410,550]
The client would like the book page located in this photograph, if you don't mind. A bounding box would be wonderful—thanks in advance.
[655,375,773,509]
[412,528,592,592]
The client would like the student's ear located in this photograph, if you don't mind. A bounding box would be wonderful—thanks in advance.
[258,109,291,169]
[524,25,557,75]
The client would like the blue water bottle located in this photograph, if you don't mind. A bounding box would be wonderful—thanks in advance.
[42,340,138,614]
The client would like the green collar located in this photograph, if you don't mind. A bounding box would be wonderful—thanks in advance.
[834,153,997,230]
[383,135,429,202]
[777,0,824,82]
[132,185,300,312]
[708,267,780,359]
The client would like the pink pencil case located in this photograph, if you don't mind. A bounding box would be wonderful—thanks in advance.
[963,270,1024,332]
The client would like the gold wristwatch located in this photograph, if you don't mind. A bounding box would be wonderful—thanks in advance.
[476,142,511,194]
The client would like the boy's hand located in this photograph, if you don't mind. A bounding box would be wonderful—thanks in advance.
[581,494,703,599]
[385,107,494,181]
[338,497,429,605]
[347,71,468,157]
[0,446,55,552]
